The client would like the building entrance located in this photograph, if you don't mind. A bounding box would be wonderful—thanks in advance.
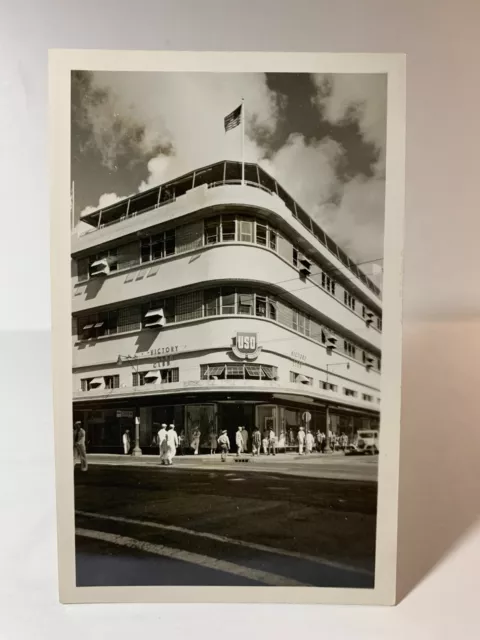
[217,403,255,451]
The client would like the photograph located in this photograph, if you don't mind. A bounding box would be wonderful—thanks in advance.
[52,51,404,602]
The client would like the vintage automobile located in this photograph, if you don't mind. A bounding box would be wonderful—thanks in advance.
[344,430,379,455]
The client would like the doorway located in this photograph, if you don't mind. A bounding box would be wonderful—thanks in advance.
[217,403,255,449]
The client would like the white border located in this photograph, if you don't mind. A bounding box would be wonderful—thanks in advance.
[50,50,405,605]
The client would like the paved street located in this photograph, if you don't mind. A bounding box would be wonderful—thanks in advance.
[75,454,377,588]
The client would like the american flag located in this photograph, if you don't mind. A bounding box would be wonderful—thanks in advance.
[224,104,242,132]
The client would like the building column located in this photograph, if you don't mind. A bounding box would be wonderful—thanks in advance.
[132,407,142,456]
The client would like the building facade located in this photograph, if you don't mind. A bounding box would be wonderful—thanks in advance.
[72,160,382,453]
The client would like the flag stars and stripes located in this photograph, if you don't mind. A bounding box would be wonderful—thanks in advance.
[224,104,242,132]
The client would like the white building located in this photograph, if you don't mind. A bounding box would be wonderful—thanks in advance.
[72,160,381,453]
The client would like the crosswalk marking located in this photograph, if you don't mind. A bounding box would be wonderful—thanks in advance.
[76,510,373,576]
[76,527,310,587]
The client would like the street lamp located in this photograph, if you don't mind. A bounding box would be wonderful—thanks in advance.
[325,362,350,383]
[116,354,142,456]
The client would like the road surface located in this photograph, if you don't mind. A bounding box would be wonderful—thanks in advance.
[74,458,377,588]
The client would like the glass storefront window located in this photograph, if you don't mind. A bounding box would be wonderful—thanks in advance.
[185,405,216,450]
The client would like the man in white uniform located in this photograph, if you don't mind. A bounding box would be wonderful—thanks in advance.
[122,429,131,455]
[297,426,306,455]
[73,421,88,471]
[165,424,179,465]
[157,423,167,464]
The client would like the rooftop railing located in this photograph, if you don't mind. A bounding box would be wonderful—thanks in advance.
[77,160,381,297]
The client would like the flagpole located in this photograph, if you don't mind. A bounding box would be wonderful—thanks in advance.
[241,98,245,185]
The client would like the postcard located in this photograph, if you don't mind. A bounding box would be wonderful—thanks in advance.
[50,50,405,604]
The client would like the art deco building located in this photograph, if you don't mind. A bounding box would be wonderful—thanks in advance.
[71,160,382,453]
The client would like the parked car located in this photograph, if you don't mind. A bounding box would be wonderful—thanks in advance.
[345,430,379,455]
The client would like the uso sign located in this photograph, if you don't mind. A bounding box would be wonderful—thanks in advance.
[231,332,262,360]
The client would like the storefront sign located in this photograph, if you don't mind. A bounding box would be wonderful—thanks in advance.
[291,351,307,362]
[142,345,180,357]
[231,332,262,360]
[116,410,134,418]
[152,357,172,368]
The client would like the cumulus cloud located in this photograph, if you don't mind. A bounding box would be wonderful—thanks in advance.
[80,192,127,218]
[76,71,387,279]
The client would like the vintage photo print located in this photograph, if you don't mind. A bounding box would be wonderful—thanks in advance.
[50,51,405,604]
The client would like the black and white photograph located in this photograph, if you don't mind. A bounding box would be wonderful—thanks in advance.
[51,51,405,603]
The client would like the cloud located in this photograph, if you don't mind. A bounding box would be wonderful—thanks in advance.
[80,192,126,218]
[75,71,387,274]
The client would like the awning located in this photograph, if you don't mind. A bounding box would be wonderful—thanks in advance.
[295,374,310,384]
[82,323,94,330]
[94,322,104,328]
[90,259,109,268]
[89,377,104,387]
[207,365,225,376]
[145,317,166,328]
[144,371,160,381]
[261,365,276,380]
[144,308,164,318]
[273,393,315,404]
[245,364,260,377]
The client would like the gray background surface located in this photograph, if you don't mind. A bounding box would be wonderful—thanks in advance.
[1,0,479,637]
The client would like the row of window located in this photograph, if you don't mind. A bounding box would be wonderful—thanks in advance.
[76,286,381,370]
[79,367,379,403]
[76,213,381,328]
[290,371,379,403]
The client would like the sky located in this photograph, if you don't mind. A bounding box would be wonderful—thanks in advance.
[71,71,387,277]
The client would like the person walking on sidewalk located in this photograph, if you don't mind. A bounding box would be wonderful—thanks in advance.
[165,424,179,465]
[235,426,244,456]
[218,429,230,462]
[306,429,314,454]
[297,426,306,455]
[209,429,217,455]
[241,426,249,454]
[268,428,276,456]
[191,428,201,455]
[261,432,269,454]
[157,423,167,464]
[252,427,261,456]
[122,429,131,455]
[73,421,88,472]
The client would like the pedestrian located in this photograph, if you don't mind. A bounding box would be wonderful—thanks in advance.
[306,429,314,454]
[297,426,306,455]
[157,423,167,464]
[268,428,277,456]
[252,426,261,456]
[320,431,327,453]
[178,430,186,455]
[209,429,217,455]
[191,428,200,455]
[261,432,268,454]
[241,426,249,454]
[165,424,179,465]
[315,429,322,452]
[288,428,295,448]
[331,433,337,452]
[122,429,131,455]
[235,426,244,456]
[277,430,285,453]
[73,421,88,472]
[218,429,230,462]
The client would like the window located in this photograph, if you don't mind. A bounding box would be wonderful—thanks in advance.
[239,219,253,242]
[133,368,179,386]
[117,306,142,333]
[77,258,89,282]
[175,291,203,322]
[255,222,267,246]
[226,364,245,379]
[81,376,119,391]
[221,287,236,314]
[362,393,374,402]
[78,307,141,340]
[204,217,220,245]
[362,306,366,318]
[293,247,299,268]
[344,291,356,310]
[141,229,175,262]
[221,215,236,242]
[204,288,221,316]
[344,340,356,358]
[237,291,254,315]
[89,248,118,277]
[343,388,358,397]
[321,272,336,295]
[201,363,277,381]
[320,381,338,392]
[269,230,277,251]
[268,299,277,321]
[255,294,267,317]
[377,317,382,331]
[290,371,313,385]
[143,297,175,325]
